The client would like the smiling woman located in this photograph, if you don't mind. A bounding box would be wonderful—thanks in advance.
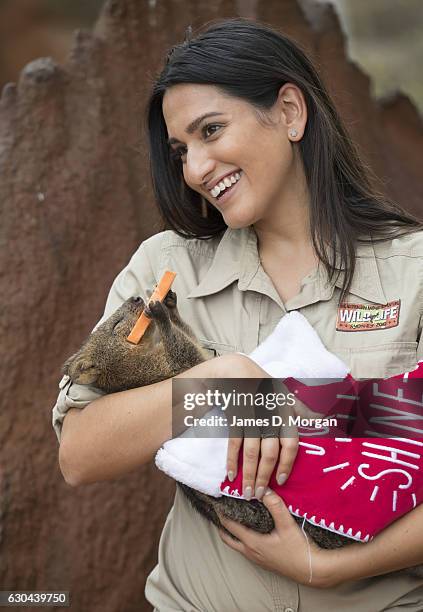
[55,17,423,612]
[142,19,423,610]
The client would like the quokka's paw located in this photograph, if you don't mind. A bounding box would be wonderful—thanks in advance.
[144,300,169,321]
[163,289,177,309]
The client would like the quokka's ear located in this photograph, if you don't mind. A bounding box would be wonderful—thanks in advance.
[64,355,100,386]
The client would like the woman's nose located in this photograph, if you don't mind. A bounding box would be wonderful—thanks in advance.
[184,148,215,186]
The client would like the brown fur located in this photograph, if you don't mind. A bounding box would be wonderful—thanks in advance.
[63,291,422,577]
[63,293,207,393]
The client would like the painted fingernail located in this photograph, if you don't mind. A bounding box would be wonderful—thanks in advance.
[277,473,287,485]
[244,486,252,500]
[228,471,235,482]
[255,486,265,500]
[264,488,273,496]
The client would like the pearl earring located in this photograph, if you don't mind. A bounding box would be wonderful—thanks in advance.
[289,128,298,138]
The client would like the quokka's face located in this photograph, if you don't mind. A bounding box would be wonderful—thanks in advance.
[104,296,148,343]
[63,296,163,387]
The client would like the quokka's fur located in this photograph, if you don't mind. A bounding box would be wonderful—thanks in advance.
[63,291,422,577]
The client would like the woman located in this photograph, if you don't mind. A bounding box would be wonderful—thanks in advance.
[55,19,423,611]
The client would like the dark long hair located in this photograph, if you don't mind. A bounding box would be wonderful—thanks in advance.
[146,18,422,299]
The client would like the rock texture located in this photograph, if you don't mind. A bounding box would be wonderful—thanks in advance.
[0,1,421,611]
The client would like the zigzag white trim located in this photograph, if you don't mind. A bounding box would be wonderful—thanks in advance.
[286,504,370,543]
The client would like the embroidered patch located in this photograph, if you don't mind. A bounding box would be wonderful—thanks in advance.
[336,300,401,332]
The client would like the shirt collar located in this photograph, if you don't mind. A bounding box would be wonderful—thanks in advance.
[187,226,258,298]
[187,226,387,305]
[332,240,387,304]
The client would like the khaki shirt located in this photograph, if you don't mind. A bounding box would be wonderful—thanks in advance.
[53,226,423,611]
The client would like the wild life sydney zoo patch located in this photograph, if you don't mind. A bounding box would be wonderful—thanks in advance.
[336,300,400,332]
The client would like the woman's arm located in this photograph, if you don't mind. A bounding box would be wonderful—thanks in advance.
[59,352,305,499]
[218,491,423,588]
[59,357,222,486]
[325,502,423,585]
[59,353,278,487]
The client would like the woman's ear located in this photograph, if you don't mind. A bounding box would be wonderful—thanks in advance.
[276,82,307,140]
[63,354,100,386]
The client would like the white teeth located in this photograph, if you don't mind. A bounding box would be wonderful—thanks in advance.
[209,171,242,198]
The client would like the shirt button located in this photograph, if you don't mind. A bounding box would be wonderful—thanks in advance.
[285,608,295,612]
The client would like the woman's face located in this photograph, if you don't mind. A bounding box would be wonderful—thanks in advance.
[162,83,305,229]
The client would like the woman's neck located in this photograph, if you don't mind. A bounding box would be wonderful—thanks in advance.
[252,186,319,303]
[253,154,312,249]
[253,196,313,259]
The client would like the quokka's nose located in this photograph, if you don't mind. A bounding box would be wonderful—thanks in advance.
[131,296,144,305]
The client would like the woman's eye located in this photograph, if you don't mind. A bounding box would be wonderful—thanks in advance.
[169,124,221,164]
[202,123,221,138]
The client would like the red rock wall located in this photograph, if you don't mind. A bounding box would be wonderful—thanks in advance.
[0,1,421,611]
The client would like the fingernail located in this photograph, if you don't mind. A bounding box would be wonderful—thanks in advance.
[277,473,287,485]
[264,487,273,496]
[228,471,234,482]
[244,486,252,500]
[255,486,265,500]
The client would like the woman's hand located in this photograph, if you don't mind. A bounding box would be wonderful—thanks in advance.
[213,353,319,500]
[219,490,423,587]
[226,422,298,500]
[218,490,335,588]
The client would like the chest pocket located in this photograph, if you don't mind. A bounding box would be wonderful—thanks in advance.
[199,339,237,358]
[340,341,418,379]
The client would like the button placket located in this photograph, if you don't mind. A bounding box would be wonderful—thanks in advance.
[242,292,261,354]
[269,572,299,612]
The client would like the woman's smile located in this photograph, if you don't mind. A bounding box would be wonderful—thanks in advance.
[210,170,243,207]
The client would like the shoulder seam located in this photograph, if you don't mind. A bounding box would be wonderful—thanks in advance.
[144,230,221,254]
[374,253,423,260]
[163,242,216,259]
